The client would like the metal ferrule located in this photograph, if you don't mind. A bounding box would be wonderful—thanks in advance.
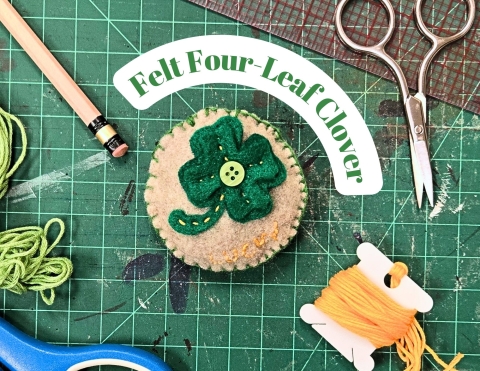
[88,116,126,154]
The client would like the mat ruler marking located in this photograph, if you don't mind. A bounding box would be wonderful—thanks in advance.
[188,0,480,115]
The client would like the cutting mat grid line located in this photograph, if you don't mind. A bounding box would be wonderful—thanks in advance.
[0,0,479,370]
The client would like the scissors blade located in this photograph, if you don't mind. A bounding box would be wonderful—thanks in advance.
[413,140,434,207]
[414,92,427,124]
[409,134,424,208]
[411,92,428,207]
[405,95,434,207]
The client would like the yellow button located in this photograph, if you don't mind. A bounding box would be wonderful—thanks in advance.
[220,161,245,187]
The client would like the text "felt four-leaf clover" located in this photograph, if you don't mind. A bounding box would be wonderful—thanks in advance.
[168,116,287,235]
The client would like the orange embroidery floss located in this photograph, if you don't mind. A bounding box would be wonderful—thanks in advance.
[314,262,463,371]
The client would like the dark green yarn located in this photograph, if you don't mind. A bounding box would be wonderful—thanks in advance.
[169,115,287,235]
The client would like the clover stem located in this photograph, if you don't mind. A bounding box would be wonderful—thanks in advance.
[168,195,227,235]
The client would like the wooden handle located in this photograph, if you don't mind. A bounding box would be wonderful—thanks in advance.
[0,0,128,157]
[0,0,101,124]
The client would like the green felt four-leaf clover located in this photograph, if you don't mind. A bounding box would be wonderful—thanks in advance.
[168,115,287,235]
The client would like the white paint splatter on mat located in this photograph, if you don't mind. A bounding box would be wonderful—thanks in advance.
[429,167,451,219]
[6,152,110,202]
[470,115,480,128]
[452,202,465,214]
[138,297,149,309]
[114,249,133,265]
[454,275,465,292]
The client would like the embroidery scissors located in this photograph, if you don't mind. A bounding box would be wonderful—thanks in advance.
[335,0,475,207]
[0,316,172,371]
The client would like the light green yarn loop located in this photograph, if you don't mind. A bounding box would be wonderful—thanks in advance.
[0,218,73,305]
[0,106,27,199]
[0,107,73,305]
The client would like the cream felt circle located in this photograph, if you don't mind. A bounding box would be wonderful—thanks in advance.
[145,108,307,271]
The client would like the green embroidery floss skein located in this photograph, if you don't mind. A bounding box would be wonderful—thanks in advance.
[0,105,26,198]
[0,106,73,305]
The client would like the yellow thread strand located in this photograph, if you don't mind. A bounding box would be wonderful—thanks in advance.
[425,344,463,371]
[204,217,211,223]
[215,205,220,212]
[314,263,463,371]
[222,251,233,263]
[270,221,279,241]
[390,262,408,288]
[253,233,267,248]
[220,194,225,201]
[241,244,249,256]
[178,219,186,226]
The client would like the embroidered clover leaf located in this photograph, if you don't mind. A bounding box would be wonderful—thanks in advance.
[169,115,287,235]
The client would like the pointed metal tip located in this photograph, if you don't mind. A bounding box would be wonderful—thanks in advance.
[427,188,434,208]
[416,195,422,208]
[415,185,423,208]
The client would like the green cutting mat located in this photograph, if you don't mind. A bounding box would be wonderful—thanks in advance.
[1,1,479,370]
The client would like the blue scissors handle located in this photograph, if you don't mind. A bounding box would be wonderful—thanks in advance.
[0,316,172,371]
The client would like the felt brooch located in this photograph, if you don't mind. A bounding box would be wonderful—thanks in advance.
[168,115,287,236]
[145,108,307,271]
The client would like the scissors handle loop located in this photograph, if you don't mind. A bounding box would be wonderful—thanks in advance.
[334,0,410,101]
[334,0,396,53]
[416,0,476,94]
[415,0,476,47]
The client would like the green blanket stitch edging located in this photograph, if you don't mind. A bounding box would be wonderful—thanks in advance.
[146,107,308,271]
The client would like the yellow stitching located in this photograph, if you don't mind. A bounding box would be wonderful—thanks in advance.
[179,219,186,226]
[220,194,225,201]
[241,243,254,258]
[204,217,211,223]
[253,233,267,248]
[219,145,223,150]
[215,205,220,212]
[223,249,239,263]
[270,221,279,241]
[193,222,199,225]
[212,222,280,263]
[223,251,233,263]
